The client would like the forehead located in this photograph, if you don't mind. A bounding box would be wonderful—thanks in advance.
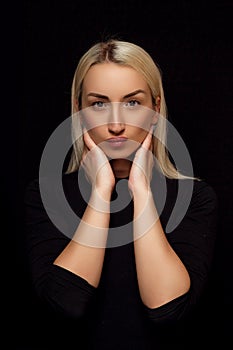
[82,62,150,95]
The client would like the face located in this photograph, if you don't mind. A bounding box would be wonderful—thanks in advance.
[80,62,159,159]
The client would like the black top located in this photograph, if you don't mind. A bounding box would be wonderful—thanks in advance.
[24,169,218,349]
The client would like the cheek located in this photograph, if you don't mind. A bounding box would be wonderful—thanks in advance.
[87,126,105,143]
[128,126,149,142]
[125,110,154,132]
[81,109,110,130]
[82,115,102,130]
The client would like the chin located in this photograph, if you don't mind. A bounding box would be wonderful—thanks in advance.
[99,139,141,160]
[103,147,139,161]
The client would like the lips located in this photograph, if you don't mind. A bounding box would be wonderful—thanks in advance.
[106,137,128,148]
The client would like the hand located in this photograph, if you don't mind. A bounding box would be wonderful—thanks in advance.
[81,129,115,198]
[128,126,154,196]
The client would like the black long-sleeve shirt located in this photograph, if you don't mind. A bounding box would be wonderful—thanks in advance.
[24,169,218,349]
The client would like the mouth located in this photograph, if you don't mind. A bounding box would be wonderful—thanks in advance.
[106,137,128,148]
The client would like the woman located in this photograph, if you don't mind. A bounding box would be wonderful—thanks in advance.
[24,39,218,349]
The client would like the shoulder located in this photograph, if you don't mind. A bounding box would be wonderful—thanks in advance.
[165,177,218,208]
[24,171,82,205]
[25,171,80,192]
[62,170,91,204]
[159,177,218,234]
[190,179,218,213]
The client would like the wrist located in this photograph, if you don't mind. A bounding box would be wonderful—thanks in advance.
[131,187,153,216]
[131,186,152,200]
[89,188,111,213]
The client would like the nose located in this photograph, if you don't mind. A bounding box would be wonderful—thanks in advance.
[108,103,125,135]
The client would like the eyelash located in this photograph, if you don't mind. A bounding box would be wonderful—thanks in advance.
[123,100,140,108]
[91,100,141,110]
[91,101,109,110]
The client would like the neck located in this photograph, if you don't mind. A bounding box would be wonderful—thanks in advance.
[110,159,132,179]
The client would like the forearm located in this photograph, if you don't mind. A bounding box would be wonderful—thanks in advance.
[133,189,190,308]
[54,189,111,287]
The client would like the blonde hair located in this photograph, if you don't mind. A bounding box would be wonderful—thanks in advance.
[66,39,195,180]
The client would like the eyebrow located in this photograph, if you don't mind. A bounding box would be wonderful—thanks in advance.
[86,89,146,100]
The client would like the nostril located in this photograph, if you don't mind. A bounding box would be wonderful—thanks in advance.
[109,131,125,136]
[108,123,125,135]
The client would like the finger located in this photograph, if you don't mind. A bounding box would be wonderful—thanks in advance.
[81,145,88,163]
[141,127,153,150]
[83,128,97,150]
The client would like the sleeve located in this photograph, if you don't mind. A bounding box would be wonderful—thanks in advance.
[24,178,96,320]
[145,180,218,323]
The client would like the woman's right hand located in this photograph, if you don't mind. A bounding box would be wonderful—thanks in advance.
[81,129,115,200]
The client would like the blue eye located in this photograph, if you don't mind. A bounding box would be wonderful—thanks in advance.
[124,100,140,108]
[91,101,109,110]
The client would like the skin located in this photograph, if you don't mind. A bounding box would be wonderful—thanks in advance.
[80,62,159,180]
[54,62,190,308]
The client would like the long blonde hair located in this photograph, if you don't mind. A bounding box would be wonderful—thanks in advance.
[66,39,195,180]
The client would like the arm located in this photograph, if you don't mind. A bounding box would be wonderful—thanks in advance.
[54,132,115,287]
[129,129,190,308]
[24,177,98,319]
[132,188,190,308]
[129,131,218,314]
[144,179,218,323]
[53,188,111,287]
[53,131,115,287]
[24,131,115,318]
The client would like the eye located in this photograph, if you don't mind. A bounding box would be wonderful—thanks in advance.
[123,100,140,108]
[91,101,109,110]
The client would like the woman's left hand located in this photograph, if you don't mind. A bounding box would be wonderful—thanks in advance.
[128,126,154,196]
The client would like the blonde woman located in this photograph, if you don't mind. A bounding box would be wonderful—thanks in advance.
[25,39,218,349]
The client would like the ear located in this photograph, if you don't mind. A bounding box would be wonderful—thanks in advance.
[155,96,160,112]
[152,96,160,125]
[74,98,79,112]
[152,96,161,125]
[73,99,85,129]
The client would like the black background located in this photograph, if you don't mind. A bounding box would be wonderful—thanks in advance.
[10,0,233,348]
